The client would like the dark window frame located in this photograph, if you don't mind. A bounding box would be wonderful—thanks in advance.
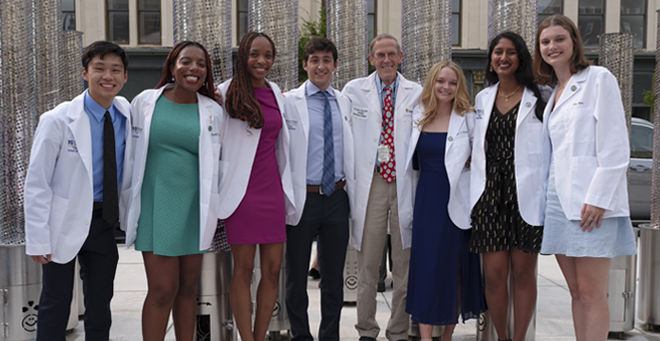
[106,0,130,44]
[620,0,647,49]
[62,0,75,30]
[538,0,563,27]
[367,0,377,40]
[138,0,161,45]
[452,0,461,46]
[237,0,248,45]
[578,0,606,49]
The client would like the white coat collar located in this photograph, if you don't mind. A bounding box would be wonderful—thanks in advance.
[553,67,589,112]
[517,86,538,128]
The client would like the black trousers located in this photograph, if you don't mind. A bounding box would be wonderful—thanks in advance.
[285,189,350,341]
[36,208,119,341]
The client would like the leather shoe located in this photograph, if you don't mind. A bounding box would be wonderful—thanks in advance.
[377,282,386,292]
[308,268,320,280]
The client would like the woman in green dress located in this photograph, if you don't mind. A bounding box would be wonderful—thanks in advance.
[125,41,224,341]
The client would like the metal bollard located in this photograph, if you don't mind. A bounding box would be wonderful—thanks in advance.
[0,245,42,341]
[607,253,637,334]
[343,245,358,303]
[639,224,660,329]
[196,251,235,341]
[476,262,537,341]
[252,245,289,340]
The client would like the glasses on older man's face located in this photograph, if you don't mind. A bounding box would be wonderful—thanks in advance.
[373,51,399,61]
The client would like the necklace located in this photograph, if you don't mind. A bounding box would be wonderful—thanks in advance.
[498,84,522,102]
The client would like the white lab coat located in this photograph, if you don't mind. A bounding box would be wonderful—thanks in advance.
[468,84,549,226]
[123,85,225,251]
[216,79,296,221]
[402,106,472,229]
[25,91,133,263]
[541,66,630,220]
[282,81,356,225]
[342,72,423,251]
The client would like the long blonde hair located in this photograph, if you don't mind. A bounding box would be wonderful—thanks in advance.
[418,61,473,128]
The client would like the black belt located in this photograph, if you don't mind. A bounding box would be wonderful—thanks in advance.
[307,179,346,195]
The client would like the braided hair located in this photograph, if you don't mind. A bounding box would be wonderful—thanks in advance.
[225,32,277,129]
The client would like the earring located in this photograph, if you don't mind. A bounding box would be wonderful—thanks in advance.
[489,65,493,72]
[203,82,207,87]
[171,76,175,82]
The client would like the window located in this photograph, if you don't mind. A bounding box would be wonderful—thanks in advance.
[237,0,248,44]
[367,0,376,40]
[62,0,75,30]
[451,0,460,45]
[538,0,562,27]
[138,0,161,44]
[621,0,646,48]
[578,0,604,48]
[107,0,129,44]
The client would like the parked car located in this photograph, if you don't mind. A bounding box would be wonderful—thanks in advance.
[629,117,653,223]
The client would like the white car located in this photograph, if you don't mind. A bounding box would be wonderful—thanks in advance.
[629,117,653,223]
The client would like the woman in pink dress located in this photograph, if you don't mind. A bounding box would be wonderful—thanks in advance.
[217,31,296,341]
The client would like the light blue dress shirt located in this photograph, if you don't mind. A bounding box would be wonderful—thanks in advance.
[84,91,126,202]
[305,82,345,185]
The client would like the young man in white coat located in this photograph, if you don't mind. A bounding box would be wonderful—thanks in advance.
[282,37,355,341]
[342,34,422,341]
[24,41,131,341]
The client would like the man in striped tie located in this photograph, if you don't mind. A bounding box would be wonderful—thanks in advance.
[282,37,356,341]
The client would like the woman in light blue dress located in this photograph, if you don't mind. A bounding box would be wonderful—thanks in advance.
[534,15,637,340]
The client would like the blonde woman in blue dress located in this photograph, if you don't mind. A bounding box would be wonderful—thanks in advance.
[534,14,637,340]
[403,61,485,341]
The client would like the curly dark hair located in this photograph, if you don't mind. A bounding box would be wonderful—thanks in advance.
[156,41,215,100]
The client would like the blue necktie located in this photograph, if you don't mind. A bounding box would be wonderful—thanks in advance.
[320,91,335,196]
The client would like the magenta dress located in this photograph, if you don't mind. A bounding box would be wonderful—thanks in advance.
[224,87,286,245]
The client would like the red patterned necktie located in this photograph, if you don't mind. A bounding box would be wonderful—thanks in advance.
[380,86,395,183]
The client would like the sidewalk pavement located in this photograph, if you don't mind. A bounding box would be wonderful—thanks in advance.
[64,244,660,341]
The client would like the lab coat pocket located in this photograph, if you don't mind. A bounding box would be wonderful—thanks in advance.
[48,194,69,240]
[571,156,597,207]
[218,160,231,192]
[119,188,132,229]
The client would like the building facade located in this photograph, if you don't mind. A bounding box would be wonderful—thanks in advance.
[68,0,659,120]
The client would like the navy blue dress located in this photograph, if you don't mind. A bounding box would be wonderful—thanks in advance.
[406,132,485,325]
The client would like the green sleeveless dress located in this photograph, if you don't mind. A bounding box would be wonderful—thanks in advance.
[135,95,205,256]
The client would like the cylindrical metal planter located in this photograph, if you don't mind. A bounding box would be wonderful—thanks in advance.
[638,225,660,327]
[248,0,298,90]
[196,251,235,341]
[343,244,358,302]
[0,245,42,341]
[326,0,368,91]
[401,0,452,84]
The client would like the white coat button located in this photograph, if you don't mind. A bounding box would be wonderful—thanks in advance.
[253,137,258,141]
[84,220,90,225]
[241,182,247,187]
[570,85,577,91]
[525,102,531,107]
[248,161,253,165]
[407,209,411,213]
[448,136,453,141]
[373,139,377,143]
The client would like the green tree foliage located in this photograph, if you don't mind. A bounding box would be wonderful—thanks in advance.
[298,3,326,83]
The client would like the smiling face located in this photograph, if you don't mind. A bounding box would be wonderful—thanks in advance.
[170,45,208,94]
[490,37,520,80]
[539,25,574,71]
[82,53,128,108]
[368,37,402,85]
[247,36,275,88]
[303,50,337,90]
[434,67,458,104]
